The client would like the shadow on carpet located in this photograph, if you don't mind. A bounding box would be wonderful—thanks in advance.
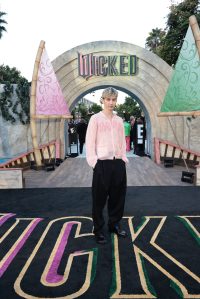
[0,186,199,299]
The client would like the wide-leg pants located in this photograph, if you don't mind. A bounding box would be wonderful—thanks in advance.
[92,159,127,233]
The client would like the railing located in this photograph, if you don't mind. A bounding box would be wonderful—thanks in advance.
[154,137,200,167]
[0,140,58,169]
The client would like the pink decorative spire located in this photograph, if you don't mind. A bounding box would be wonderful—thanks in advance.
[36,48,70,115]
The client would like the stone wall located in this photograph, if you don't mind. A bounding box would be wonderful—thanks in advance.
[0,84,32,158]
[183,116,200,152]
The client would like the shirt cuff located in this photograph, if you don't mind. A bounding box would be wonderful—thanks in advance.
[87,157,98,168]
[122,156,129,163]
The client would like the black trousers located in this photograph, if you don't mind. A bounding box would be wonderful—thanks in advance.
[79,137,85,154]
[79,141,84,154]
[92,159,127,233]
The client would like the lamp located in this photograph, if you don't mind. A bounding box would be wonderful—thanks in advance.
[181,171,194,184]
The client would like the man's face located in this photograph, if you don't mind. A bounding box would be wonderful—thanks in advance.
[103,95,117,111]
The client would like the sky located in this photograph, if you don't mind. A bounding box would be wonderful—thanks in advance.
[0,0,181,103]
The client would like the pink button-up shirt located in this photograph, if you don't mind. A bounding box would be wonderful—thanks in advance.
[86,111,128,168]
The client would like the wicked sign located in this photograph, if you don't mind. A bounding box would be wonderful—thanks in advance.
[78,52,138,78]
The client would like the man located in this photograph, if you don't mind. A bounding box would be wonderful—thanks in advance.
[86,87,128,244]
[130,115,135,150]
[76,118,87,154]
[123,117,131,151]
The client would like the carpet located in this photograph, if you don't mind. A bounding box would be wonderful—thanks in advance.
[0,186,199,299]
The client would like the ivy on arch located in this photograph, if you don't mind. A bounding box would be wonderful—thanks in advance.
[0,64,30,124]
[0,80,30,125]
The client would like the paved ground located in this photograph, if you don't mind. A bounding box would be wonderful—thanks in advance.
[23,144,194,188]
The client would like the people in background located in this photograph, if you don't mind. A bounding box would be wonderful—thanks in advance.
[132,118,138,154]
[134,117,146,156]
[68,120,77,144]
[130,115,135,150]
[123,118,131,151]
[76,118,87,154]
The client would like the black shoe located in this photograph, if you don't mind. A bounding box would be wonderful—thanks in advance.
[94,232,107,244]
[109,225,127,238]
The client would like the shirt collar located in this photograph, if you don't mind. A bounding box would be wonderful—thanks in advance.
[100,111,116,120]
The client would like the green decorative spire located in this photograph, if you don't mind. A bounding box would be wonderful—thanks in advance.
[161,25,200,113]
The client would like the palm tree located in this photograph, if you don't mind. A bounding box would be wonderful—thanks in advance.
[145,28,166,54]
[0,11,7,39]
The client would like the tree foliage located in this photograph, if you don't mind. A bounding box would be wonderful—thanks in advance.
[72,102,102,122]
[0,65,30,124]
[72,103,89,121]
[0,11,7,39]
[115,97,142,120]
[145,28,166,56]
[71,96,142,124]
[14,79,30,124]
[71,96,143,123]
[0,64,28,84]
[0,82,15,123]
[78,103,88,120]
[145,0,200,66]
[89,103,102,114]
